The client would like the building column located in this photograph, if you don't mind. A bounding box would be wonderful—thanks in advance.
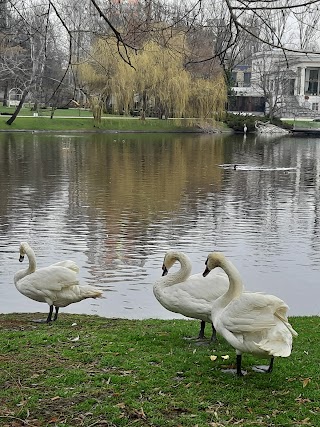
[300,67,306,95]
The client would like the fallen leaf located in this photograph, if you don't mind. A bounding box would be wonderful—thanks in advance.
[48,417,59,423]
[295,396,311,404]
[115,402,126,409]
[51,396,60,401]
[221,355,230,360]
[302,378,311,388]
[210,355,218,361]
[70,335,80,342]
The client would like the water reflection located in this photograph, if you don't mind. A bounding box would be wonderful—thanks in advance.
[1,131,320,318]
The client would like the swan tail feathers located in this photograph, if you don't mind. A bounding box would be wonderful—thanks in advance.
[285,322,298,337]
[255,339,292,358]
[274,312,298,337]
[79,286,103,299]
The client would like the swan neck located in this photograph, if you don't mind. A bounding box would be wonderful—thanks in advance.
[221,258,243,301]
[26,246,37,272]
[14,245,37,284]
[154,253,192,290]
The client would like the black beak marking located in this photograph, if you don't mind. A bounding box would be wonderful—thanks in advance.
[203,267,210,277]
[162,265,168,277]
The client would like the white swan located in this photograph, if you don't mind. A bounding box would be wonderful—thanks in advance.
[14,242,103,323]
[203,252,298,376]
[153,250,230,341]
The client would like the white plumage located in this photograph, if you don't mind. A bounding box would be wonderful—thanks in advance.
[14,242,103,323]
[203,252,298,375]
[153,250,230,340]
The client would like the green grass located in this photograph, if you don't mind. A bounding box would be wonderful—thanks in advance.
[0,107,94,118]
[0,107,228,132]
[283,119,320,129]
[0,314,319,427]
[0,115,204,132]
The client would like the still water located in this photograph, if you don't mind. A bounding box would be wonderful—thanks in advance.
[0,131,319,319]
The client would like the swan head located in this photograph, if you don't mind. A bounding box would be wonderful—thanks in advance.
[161,251,183,276]
[19,242,31,262]
[203,252,225,277]
[162,251,177,276]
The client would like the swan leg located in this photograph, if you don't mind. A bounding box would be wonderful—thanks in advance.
[252,357,275,374]
[184,321,208,342]
[197,322,216,342]
[236,354,244,377]
[221,352,247,376]
[53,307,59,321]
[210,324,217,342]
[32,305,54,324]
[268,357,274,373]
[46,305,54,323]
[197,321,206,339]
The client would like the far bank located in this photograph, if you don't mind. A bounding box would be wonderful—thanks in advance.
[0,114,230,133]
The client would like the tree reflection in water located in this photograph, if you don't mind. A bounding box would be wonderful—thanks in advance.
[1,132,320,318]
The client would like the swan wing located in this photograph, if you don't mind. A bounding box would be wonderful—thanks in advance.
[18,265,79,294]
[50,260,79,273]
[173,269,229,301]
[219,293,288,333]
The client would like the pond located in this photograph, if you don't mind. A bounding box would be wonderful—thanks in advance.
[1,131,319,319]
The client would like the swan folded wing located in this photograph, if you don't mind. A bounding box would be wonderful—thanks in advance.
[180,274,229,301]
[160,287,212,320]
[50,260,79,273]
[220,293,287,333]
[19,266,79,294]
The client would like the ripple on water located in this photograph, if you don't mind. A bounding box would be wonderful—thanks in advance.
[1,133,320,318]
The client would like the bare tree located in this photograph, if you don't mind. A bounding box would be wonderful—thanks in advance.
[3,0,320,124]
[250,50,295,119]
[292,2,320,49]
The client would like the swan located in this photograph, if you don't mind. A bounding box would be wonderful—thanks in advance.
[153,250,230,341]
[14,242,103,323]
[203,252,298,376]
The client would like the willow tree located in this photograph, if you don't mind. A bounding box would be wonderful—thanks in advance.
[77,38,135,123]
[132,38,191,117]
[79,33,226,121]
[132,37,226,119]
[111,56,135,115]
[186,75,227,120]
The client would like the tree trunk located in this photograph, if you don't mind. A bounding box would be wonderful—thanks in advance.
[6,89,29,125]
[50,106,56,119]
[3,81,8,107]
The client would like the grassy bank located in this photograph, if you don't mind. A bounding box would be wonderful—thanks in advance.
[0,314,319,427]
[0,116,199,133]
[0,108,228,133]
[283,119,320,129]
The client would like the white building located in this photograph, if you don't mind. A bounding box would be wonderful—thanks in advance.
[231,50,320,117]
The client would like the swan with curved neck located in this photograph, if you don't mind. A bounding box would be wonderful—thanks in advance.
[14,242,103,323]
[153,250,229,341]
[203,252,297,376]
